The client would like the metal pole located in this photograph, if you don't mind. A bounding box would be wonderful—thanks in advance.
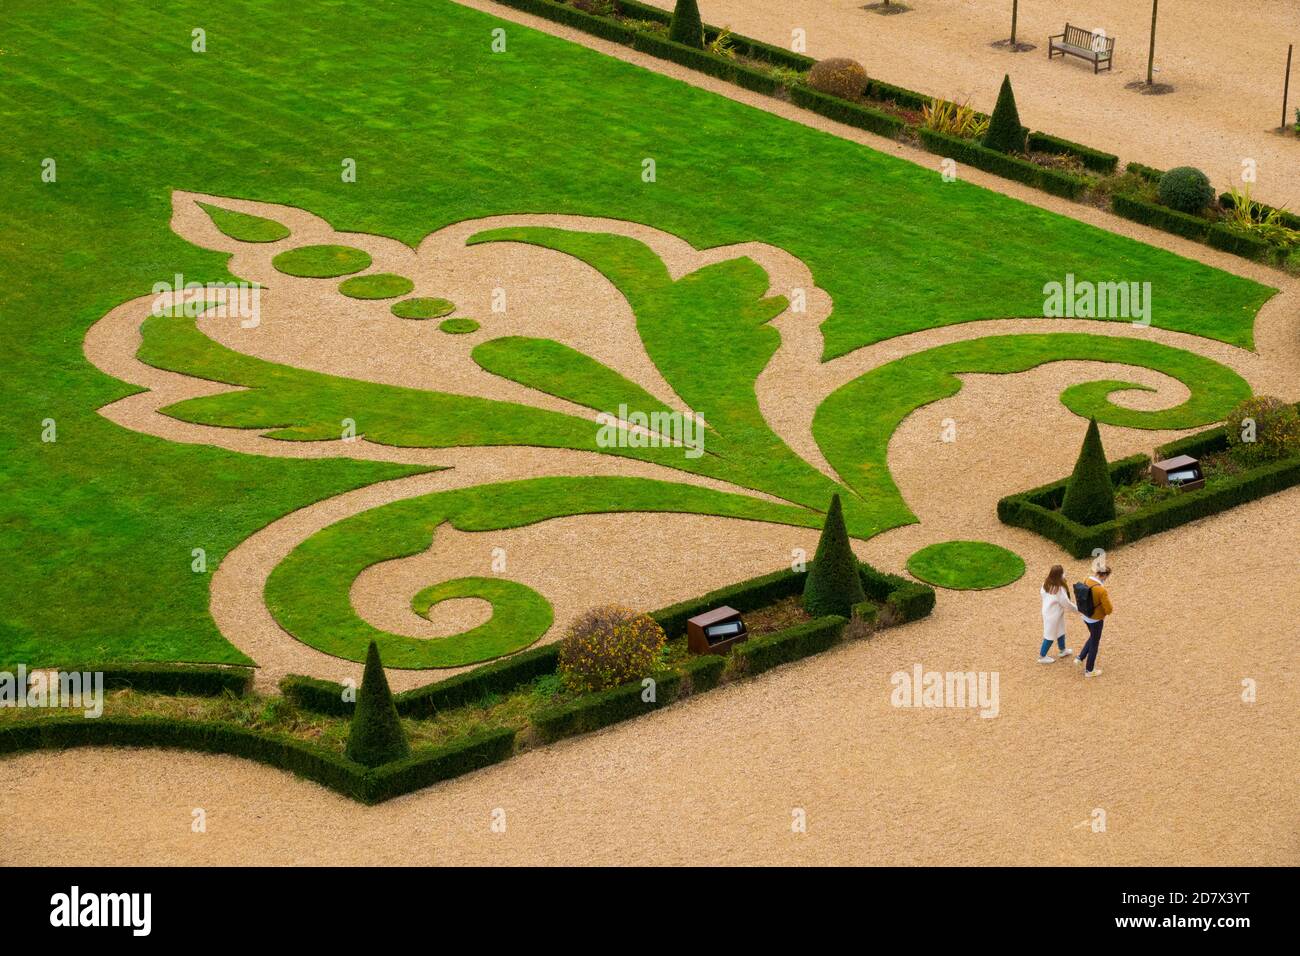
[1284,44,1294,131]
[1147,0,1158,85]
[1011,1,1018,47]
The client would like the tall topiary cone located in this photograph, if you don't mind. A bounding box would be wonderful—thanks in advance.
[669,0,704,49]
[1060,418,1117,526]
[983,74,1024,154]
[802,493,867,617]
[345,641,410,767]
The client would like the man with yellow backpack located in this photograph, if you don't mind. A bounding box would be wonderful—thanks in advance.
[1072,557,1114,678]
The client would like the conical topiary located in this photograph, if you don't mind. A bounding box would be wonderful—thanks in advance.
[802,493,867,617]
[982,74,1025,154]
[345,641,410,767]
[668,0,704,49]
[1060,418,1117,526]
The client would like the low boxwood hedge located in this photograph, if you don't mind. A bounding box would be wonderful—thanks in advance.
[680,653,727,693]
[25,663,253,697]
[917,128,1088,199]
[0,715,515,804]
[999,434,1300,557]
[279,674,354,716]
[866,78,932,112]
[1126,161,1165,183]
[395,643,561,716]
[731,615,847,676]
[616,0,816,72]
[1205,223,1274,261]
[789,85,906,139]
[1113,193,1282,263]
[361,728,518,801]
[997,454,1149,557]
[531,669,683,743]
[1027,131,1118,174]
[1156,425,1230,461]
[282,643,562,718]
[629,31,780,95]
[859,564,936,621]
[494,0,637,44]
[1110,192,1211,241]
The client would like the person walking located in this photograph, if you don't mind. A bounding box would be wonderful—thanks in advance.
[1075,557,1114,677]
[1038,564,1077,663]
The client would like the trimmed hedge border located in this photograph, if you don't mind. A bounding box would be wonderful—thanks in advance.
[280,643,562,718]
[1110,192,1210,241]
[630,31,780,95]
[1027,131,1118,174]
[731,615,847,676]
[999,415,1300,556]
[396,642,561,716]
[1126,161,1166,183]
[867,78,931,112]
[0,715,516,804]
[4,663,253,698]
[860,564,937,622]
[998,453,1151,557]
[279,674,354,716]
[1206,222,1273,261]
[1113,184,1281,263]
[531,669,683,743]
[917,127,1089,199]
[789,85,906,138]
[1156,424,1230,461]
[496,0,637,44]
[680,653,727,693]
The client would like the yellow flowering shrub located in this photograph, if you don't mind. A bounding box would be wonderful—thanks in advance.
[1224,396,1300,465]
[557,605,666,694]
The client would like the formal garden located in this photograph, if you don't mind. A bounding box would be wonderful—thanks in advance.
[2,0,1296,803]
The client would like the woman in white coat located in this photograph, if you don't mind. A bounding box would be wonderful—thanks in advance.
[1038,564,1077,663]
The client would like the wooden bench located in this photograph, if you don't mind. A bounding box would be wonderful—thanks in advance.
[1048,23,1115,74]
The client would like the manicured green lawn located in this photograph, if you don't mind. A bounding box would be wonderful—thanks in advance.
[0,0,1273,667]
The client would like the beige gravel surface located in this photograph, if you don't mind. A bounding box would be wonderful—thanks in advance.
[10,0,1297,865]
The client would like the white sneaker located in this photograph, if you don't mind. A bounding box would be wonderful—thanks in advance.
[1073,656,1083,666]
[1084,668,1102,678]
[1059,647,1074,657]
[1038,655,1056,664]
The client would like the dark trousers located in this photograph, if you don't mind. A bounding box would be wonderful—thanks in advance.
[1079,619,1104,672]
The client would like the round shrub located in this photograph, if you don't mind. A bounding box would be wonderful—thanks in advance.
[1158,167,1214,214]
[557,605,666,693]
[806,58,868,100]
[1223,396,1300,465]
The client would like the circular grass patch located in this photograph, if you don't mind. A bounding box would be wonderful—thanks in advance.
[338,272,415,300]
[391,296,456,319]
[439,318,480,334]
[272,244,372,278]
[906,540,1026,591]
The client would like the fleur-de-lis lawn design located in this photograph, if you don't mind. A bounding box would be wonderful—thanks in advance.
[85,192,1252,668]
